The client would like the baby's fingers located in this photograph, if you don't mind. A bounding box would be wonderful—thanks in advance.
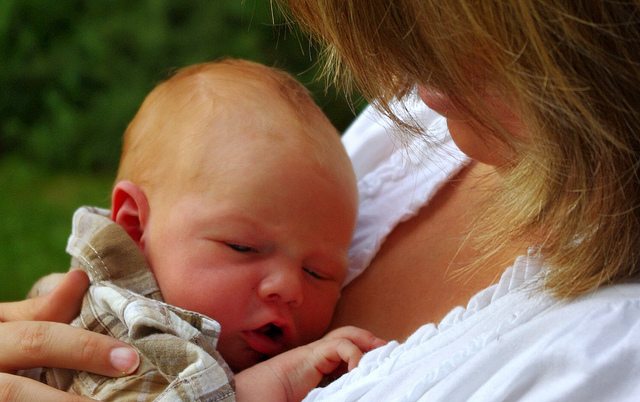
[325,326,387,352]
[333,339,366,371]
[308,338,363,375]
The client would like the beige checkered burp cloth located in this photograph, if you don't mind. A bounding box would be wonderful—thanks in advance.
[29,207,236,401]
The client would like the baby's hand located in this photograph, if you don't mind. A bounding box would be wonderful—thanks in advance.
[307,326,387,373]
[235,326,386,402]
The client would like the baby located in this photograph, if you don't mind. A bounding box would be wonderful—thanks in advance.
[28,59,384,401]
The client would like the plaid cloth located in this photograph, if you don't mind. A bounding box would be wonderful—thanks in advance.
[37,206,236,401]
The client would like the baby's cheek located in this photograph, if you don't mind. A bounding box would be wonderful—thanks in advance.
[296,301,337,344]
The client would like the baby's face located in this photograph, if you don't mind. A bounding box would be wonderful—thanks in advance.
[144,158,355,372]
[140,76,357,372]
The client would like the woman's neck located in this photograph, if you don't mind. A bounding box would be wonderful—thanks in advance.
[331,162,531,341]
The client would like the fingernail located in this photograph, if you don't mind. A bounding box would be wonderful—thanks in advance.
[110,347,139,374]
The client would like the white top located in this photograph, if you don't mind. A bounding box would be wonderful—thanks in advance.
[308,97,640,401]
[342,96,469,285]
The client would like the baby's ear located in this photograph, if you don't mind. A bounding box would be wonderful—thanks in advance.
[111,181,149,246]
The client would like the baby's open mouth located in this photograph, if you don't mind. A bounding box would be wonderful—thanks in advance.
[258,322,284,341]
[243,322,288,359]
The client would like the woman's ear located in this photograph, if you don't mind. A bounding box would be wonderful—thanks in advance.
[111,181,150,246]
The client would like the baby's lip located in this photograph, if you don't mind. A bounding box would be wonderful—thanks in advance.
[242,321,292,357]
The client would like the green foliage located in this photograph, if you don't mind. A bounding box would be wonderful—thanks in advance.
[1,0,363,173]
[0,157,113,301]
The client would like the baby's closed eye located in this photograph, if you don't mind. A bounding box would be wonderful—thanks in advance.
[225,242,257,253]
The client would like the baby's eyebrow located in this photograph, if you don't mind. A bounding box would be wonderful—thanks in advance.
[201,209,266,232]
[307,254,349,281]
[198,215,270,246]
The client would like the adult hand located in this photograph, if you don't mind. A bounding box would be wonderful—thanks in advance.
[0,270,140,401]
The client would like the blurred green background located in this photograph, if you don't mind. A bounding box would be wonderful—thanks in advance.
[1,1,364,301]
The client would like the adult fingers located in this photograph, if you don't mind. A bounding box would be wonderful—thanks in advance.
[0,373,95,402]
[0,270,89,323]
[26,273,67,299]
[0,321,139,377]
[35,269,89,322]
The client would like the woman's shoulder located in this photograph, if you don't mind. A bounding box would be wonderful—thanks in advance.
[467,279,640,401]
[532,281,640,355]
[486,282,640,401]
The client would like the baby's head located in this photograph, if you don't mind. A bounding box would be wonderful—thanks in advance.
[111,59,358,371]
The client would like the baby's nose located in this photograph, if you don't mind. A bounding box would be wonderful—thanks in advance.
[257,267,304,308]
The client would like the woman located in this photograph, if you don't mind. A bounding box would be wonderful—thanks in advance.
[2,1,640,400]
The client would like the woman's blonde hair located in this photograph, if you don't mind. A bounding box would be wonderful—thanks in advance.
[280,0,640,297]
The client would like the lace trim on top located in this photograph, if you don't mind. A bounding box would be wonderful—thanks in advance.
[334,249,549,399]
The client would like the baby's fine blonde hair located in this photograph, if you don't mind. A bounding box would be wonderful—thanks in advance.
[281,0,640,297]
[116,59,344,200]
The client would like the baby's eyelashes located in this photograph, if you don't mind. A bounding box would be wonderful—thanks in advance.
[225,243,257,253]
[303,267,326,280]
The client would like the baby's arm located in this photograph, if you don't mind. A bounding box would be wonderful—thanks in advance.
[235,326,386,402]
